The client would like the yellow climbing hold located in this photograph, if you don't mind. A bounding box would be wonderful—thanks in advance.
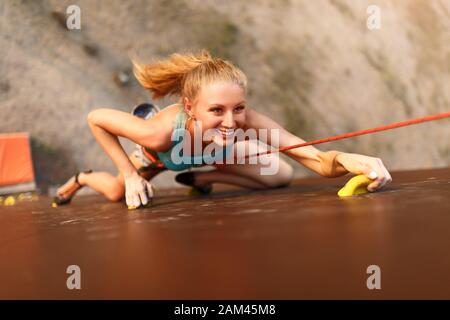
[18,192,38,201]
[187,187,202,196]
[51,202,58,208]
[4,196,16,206]
[338,174,373,197]
[128,201,153,210]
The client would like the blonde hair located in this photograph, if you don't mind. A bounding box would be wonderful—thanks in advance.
[132,49,247,102]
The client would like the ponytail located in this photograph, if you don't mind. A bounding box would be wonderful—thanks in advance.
[132,49,247,102]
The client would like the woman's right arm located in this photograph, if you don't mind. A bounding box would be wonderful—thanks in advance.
[87,107,174,208]
[86,108,165,177]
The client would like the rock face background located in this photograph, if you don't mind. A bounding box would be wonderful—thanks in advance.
[1,0,449,194]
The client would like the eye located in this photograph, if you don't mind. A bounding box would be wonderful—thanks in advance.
[210,108,222,113]
[234,105,246,112]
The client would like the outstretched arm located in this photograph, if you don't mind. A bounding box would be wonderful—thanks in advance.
[245,108,392,191]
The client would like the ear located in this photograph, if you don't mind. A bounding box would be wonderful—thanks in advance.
[183,97,194,117]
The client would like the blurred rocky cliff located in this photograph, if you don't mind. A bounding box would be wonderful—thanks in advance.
[0,0,449,194]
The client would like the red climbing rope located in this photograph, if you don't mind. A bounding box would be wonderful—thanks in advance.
[246,111,450,159]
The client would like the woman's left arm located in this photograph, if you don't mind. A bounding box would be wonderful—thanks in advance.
[246,108,392,191]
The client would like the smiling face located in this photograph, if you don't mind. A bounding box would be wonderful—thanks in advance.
[183,81,247,144]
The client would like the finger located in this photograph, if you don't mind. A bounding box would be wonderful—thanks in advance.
[132,194,141,207]
[139,189,148,205]
[368,160,387,191]
[367,180,380,192]
[375,159,388,189]
[361,163,378,180]
[380,166,391,186]
[381,163,392,184]
[364,165,381,192]
[368,176,386,191]
[145,183,154,206]
[360,165,379,192]
[146,182,154,198]
[368,177,386,191]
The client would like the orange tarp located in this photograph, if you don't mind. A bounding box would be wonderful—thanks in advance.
[0,133,35,187]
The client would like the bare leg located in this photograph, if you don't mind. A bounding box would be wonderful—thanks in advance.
[77,171,125,201]
[194,169,267,189]
[56,152,164,202]
[192,139,294,190]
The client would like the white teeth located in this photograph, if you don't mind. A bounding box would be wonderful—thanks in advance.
[215,128,234,137]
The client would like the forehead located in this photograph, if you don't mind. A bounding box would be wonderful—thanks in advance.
[198,81,245,104]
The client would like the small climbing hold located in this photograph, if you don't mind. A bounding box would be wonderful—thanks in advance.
[338,174,373,197]
[128,201,153,210]
[114,70,131,87]
[18,192,38,201]
[188,187,202,196]
[4,196,16,206]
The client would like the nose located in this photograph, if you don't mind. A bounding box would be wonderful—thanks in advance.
[222,111,235,128]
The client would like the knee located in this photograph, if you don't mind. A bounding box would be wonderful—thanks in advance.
[264,163,294,188]
[106,185,125,202]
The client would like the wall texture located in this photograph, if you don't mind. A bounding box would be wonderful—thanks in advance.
[1,0,449,193]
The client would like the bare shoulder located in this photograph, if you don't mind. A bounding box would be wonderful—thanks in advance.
[160,103,184,117]
[149,103,179,121]
[143,103,182,151]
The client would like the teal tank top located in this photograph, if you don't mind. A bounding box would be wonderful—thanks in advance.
[155,106,233,171]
